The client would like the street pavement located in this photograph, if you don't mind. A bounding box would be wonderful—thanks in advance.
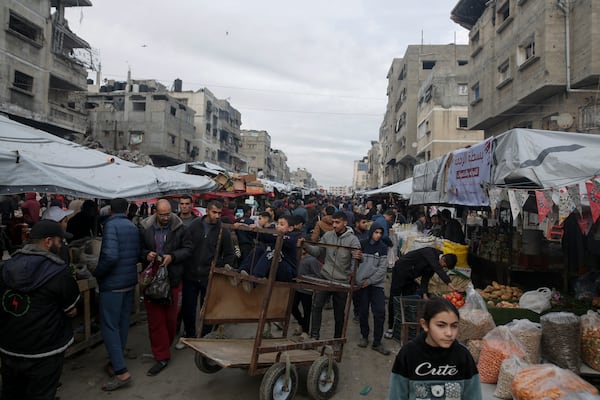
[57,304,497,399]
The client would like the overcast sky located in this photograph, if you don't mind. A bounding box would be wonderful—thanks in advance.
[66,1,468,188]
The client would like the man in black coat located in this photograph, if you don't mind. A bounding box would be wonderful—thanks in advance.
[0,220,80,400]
[181,200,234,340]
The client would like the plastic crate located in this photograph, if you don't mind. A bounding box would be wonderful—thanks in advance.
[392,295,426,345]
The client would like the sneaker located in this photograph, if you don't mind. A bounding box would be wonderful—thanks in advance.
[383,329,394,339]
[224,264,239,287]
[240,270,253,293]
[372,343,391,356]
[358,337,368,348]
[147,360,168,376]
[175,338,186,350]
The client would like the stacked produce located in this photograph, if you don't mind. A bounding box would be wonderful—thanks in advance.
[580,310,600,371]
[477,281,523,308]
[477,326,525,383]
[541,312,581,374]
[441,291,465,308]
[512,364,598,400]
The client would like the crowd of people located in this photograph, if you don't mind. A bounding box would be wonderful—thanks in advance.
[0,192,480,399]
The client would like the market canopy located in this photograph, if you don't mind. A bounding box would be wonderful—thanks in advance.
[0,115,216,200]
[410,128,600,206]
[364,177,413,199]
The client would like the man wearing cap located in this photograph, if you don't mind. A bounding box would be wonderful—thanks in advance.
[93,198,140,391]
[0,220,80,400]
[41,206,74,264]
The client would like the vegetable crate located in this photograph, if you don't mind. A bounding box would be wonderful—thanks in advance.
[392,295,426,345]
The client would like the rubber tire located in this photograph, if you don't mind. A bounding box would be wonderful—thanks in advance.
[259,362,298,400]
[306,356,339,400]
[194,352,222,374]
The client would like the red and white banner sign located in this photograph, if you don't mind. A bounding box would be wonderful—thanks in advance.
[446,138,494,206]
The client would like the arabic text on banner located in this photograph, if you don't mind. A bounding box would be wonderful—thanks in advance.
[446,138,494,206]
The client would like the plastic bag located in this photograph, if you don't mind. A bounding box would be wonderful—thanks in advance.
[477,325,526,383]
[494,355,529,399]
[506,318,542,363]
[512,364,599,400]
[139,262,156,288]
[574,272,600,301]
[541,312,581,374]
[518,287,552,313]
[581,310,600,371]
[144,266,171,303]
[457,283,496,342]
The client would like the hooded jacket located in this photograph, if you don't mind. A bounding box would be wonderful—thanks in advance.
[310,215,333,241]
[139,213,193,287]
[305,227,360,283]
[356,222,388,288]
[21,192,40,224]
[0,244,80,358]
[184,216,234,282]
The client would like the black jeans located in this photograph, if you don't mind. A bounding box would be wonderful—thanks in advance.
[181,279,212,338]
[291,291,313,333]
[1,352,64,400]
[358,285,386,344]
[310,290,348,339]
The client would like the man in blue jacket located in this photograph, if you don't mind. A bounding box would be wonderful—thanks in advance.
[93,198,141,391]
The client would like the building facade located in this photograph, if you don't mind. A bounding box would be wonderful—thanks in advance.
[171,86,247,172]
[0,0,93,138]
[267,149,290,183]
[380,45,471,185]
[451,0,600,136]
[240,129,270,176]
[352,157,369,191]
[367,140,383,189]
[290,168,317,189]
[86,79,197,166]
[415,49,485,163]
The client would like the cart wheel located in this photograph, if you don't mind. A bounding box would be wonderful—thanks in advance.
[194,352,222,374]
[259,362,298,400]
[306,356,339,400]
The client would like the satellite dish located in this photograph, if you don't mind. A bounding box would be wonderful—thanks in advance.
[556,113,573,129]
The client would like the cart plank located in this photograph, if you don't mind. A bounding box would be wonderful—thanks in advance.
[182,338,322,368]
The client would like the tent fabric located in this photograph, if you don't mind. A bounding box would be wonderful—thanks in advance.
[363,177,413,198]
[410,128,600,205]
[0,115,216,200]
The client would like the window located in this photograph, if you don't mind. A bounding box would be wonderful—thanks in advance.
[497,1,510,22]
[518,36,537,68]
[8,12,42,45]
[424,85,433,102]
[129,131,144,145]
[471,82,481,103]
[169,134,176,146]
[170,106,176,116]
[13,71,34,93]
[132,102,146,111]
[422,61,436,70]
[497,60,511,87]
[185,140,191,154]
[418,120,430,138]
[458,60,468,66]
[470,29,482,57]
[398,65,406,81]
[458,84,468,96]
[458,117,468,129]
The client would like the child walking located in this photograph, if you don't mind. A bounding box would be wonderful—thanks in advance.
[388,296,482,399]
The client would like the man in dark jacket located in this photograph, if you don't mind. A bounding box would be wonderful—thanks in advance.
[0,220,80,400]
[139,199,192,376]
[182,200,234,340]
[385,247,459,339]
[440,208,466,244]
[93,198,140,391]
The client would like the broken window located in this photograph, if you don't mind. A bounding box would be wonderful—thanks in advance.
[498,60,511,84]
[8,12,42,44]
[497,1,510,23]
[132,102,146,112]
[13,71,34,93]
[518,36,537,66]
[422,61,436,70]
[169,134,176,146]
[458,84,468,96]
[170,106,176,116]
[458,60,468,66]
[129,131,144,145]
[458,117,468,129]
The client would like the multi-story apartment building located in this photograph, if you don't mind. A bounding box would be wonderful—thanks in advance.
[415,49,484,162]
[380,45,470,185]
[171,86,247,172]
[328,186,349,197]
[86,79,197,166]
[451,0,600,136]
[352,157,369,191]
[240,129,270,176]
[290,168,317,189]
[367,140,383,189]
[267,149,290,183]
[1,0,93,138]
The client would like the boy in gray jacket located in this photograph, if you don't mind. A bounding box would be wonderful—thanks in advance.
[303,211,361,339]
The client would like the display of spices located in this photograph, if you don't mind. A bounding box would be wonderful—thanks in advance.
[494,356,529,400]
[477,326,525,384]
[512,364,599,400]
[580,310,600,371]
[466,339,483,363]
[458,309,496,342]
[541,312,581,374]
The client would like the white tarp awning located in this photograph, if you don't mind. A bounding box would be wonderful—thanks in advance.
[0,115,216,200]
[364,177,413,198]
